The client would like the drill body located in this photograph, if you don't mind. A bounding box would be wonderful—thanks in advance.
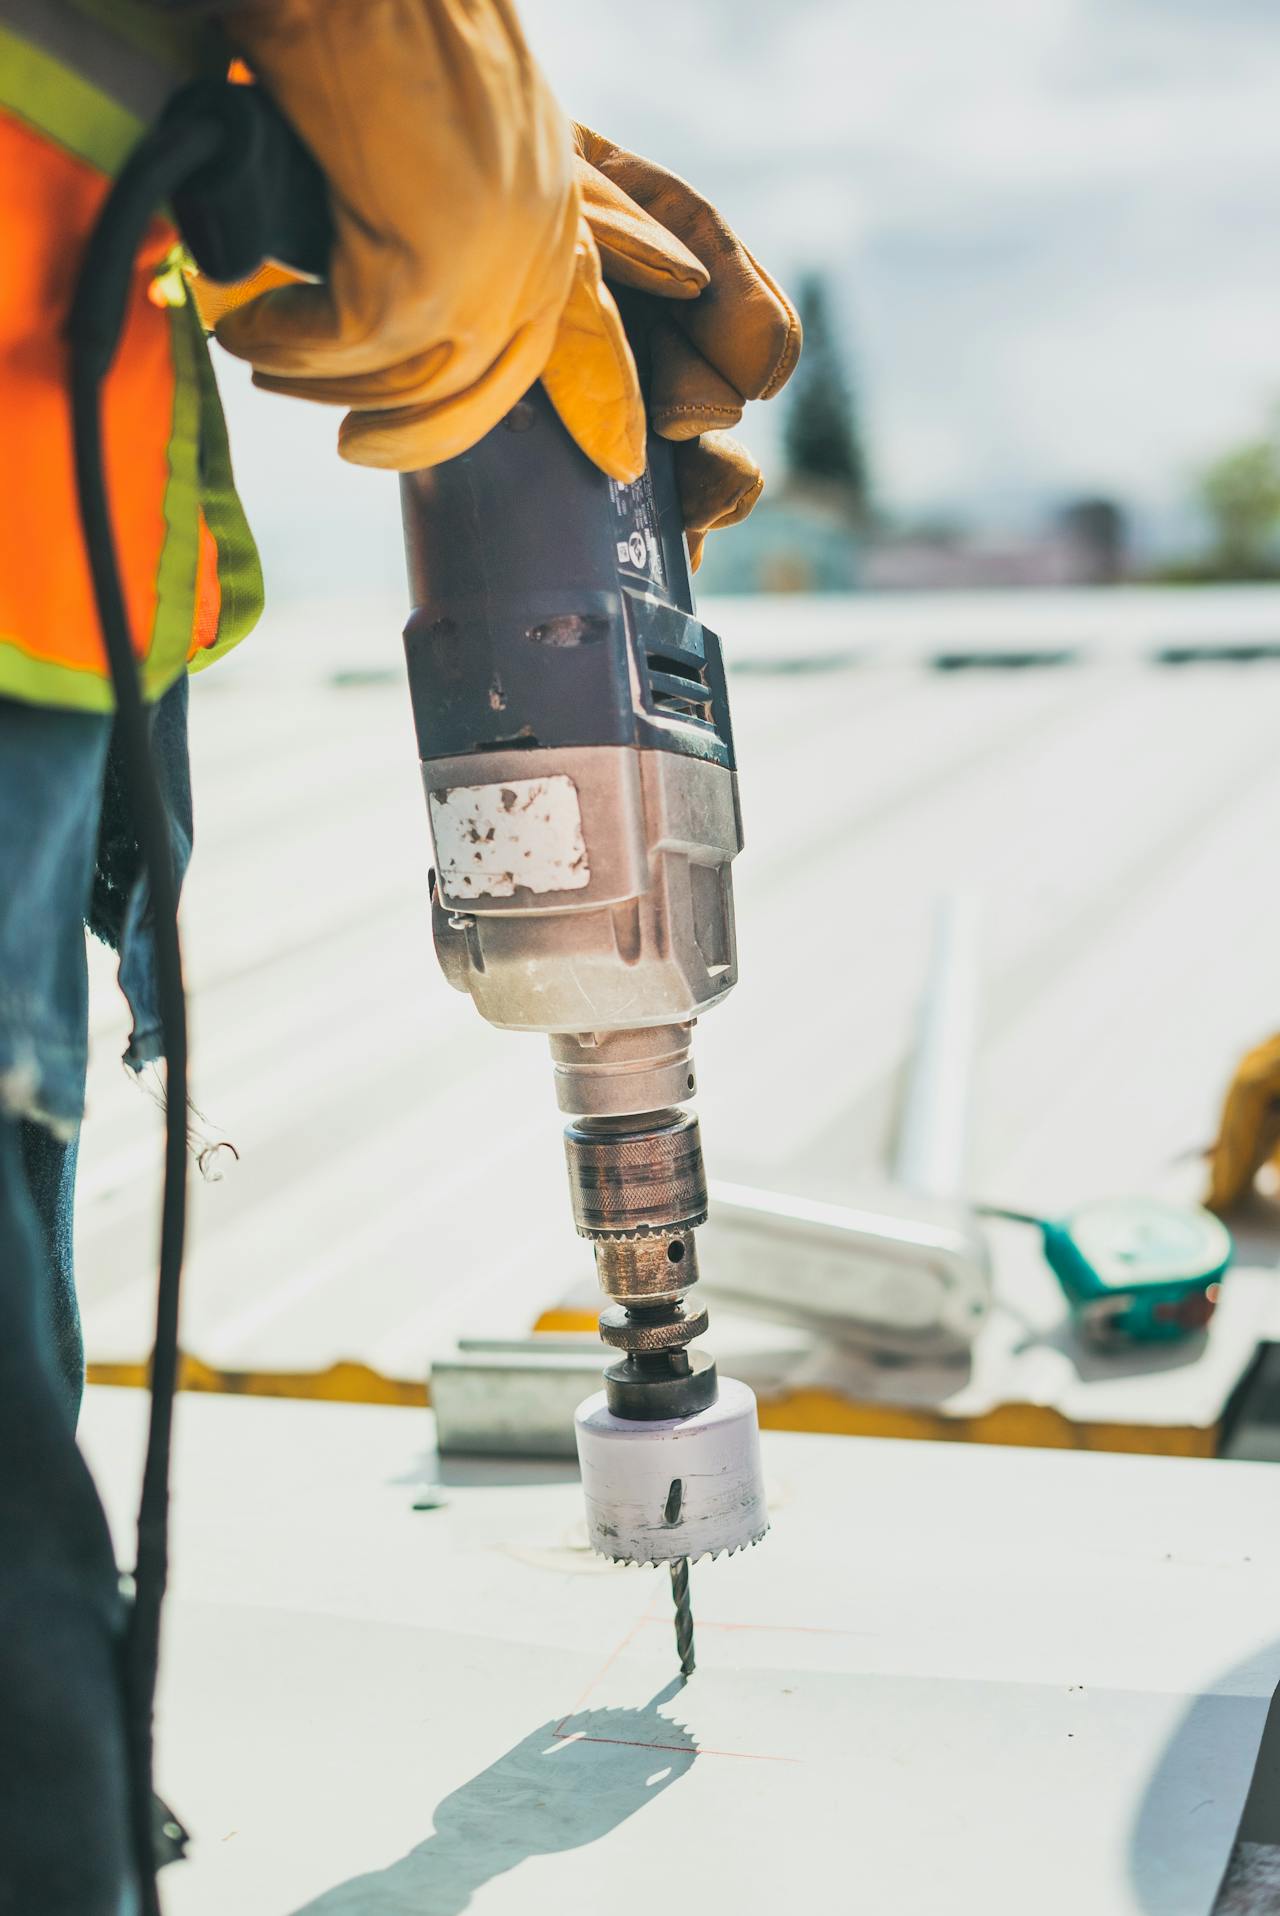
[402,382,739,1099]
[401,384,767,1568]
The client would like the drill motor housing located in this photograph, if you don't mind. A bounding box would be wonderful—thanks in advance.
[401,384,742,1121]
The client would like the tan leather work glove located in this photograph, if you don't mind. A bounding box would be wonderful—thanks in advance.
[1206,1034,1280,1212]
[574,126,800,436]
[570,124,799,567]
[208,16,798,555]
[213,0,650,481]
[333,120,799,558]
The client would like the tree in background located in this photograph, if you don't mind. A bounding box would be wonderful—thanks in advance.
[1198,429,1280,578]
[783,275,872,522]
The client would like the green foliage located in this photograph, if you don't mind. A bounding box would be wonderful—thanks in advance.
[1198,432,1280,577]
[783,275,870,517]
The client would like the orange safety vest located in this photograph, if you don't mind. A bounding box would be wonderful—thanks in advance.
[0,0,263,712]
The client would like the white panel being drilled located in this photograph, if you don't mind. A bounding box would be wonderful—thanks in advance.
[429,775,589,900]
[574,1376,768,1564]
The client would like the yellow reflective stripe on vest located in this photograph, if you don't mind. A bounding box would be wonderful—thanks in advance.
[0,0,183,118]
[0,20,141,171]
[187,312,266,674]
[142,298,263,698]
[144,293,203,700]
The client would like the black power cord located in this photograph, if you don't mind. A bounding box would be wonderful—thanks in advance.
[66,80,328,1912]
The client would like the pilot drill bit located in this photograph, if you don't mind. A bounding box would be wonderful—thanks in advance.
[670,1558,695,1678]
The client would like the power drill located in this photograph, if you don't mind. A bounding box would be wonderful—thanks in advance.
[71,77,766,1700]
[401,372,767,1669]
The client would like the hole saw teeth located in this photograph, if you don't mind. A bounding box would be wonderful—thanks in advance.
[592,1527,770,1568]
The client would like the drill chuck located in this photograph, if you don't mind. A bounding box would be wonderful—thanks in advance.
[563,1110,707,1240]
[564,1108,719,1420]
[593,1232,699,1306]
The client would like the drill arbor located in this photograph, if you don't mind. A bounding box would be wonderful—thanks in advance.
[403,382,768,1593]
[565,1105,766,1572]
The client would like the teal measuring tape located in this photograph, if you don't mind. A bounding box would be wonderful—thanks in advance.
[979,1197,1233,1345]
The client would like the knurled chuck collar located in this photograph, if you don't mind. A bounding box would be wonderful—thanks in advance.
[563,1108,707,1241]
[573,1376,767,1565]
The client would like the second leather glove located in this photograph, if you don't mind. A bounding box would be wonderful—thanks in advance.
[570,125,801,566]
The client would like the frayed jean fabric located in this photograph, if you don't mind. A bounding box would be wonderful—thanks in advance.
[0,678,191,1914]
[0,699,110,1137]
[0,676,192,1409]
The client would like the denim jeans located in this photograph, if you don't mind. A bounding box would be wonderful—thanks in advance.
[0,679,192,1406]
[0,680,192,1913]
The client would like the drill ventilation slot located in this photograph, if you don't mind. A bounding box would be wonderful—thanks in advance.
[645,649,713,724]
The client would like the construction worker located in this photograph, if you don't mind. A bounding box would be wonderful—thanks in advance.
[0,2,800,1910]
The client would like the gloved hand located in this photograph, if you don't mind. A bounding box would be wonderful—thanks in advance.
[1206,1034,1280,1212]
[209,11,799,557]
[573,125,800,438]
[214,0,650,480]
[567,125,800,567]
[321,118,800,562]
[672,433,764,570]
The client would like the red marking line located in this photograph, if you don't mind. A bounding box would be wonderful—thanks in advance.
[555,1603,818,1763]
[557,1601,659,1725]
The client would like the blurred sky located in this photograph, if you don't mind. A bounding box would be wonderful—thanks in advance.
[219,0,1280,592]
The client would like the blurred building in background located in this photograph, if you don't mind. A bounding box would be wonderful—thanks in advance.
[218,1,1280,612]
[863,495,1129,590]
[697,274,1131,596]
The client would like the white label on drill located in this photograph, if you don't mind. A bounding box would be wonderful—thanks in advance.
[429,776,590,900]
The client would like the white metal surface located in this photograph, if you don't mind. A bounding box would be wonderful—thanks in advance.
[894,892,981,1201]
[432,1336,607,1457]
[700,1178,991,1356]
[77,1387,1280,1916]
[574,1376,767,1562]
[72,588,1280,1438]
